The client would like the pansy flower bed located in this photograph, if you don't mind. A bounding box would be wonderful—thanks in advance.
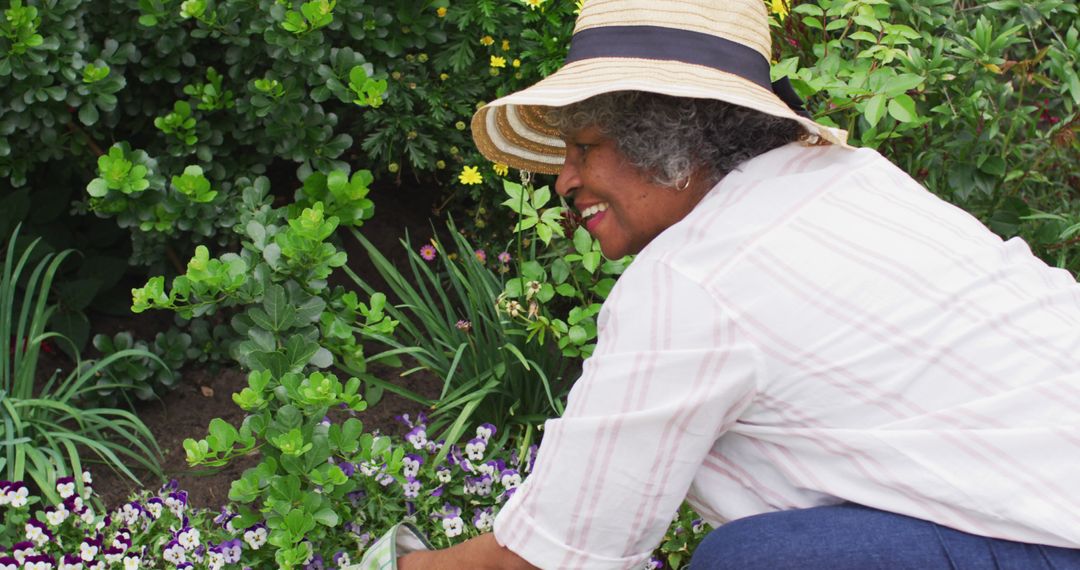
[0,413,708,569]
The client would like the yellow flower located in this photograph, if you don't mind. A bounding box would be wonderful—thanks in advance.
[501,39,510,51]
[493,163,509,176]
[512,58,521,68]
[490,55,506,68]
[525,0,545,8]
[436,6,447,17]
[769,0,789,21]
[459,166,483,185]
[480,35,494,46]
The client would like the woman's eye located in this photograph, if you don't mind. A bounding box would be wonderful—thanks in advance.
[576,143,591,154]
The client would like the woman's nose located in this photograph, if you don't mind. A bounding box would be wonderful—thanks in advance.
[555,160,579,198]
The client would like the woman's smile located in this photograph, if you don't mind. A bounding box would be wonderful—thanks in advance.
[580,202,609,231]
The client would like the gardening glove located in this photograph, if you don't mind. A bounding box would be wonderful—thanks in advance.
[345,522,432,570]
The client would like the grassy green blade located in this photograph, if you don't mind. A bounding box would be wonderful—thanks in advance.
[441,342,468,400]
[501,342,532,371]
[524,358,560,413]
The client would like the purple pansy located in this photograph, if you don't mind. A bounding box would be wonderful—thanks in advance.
[402,476,421,498]
[402,454,424,478]
[22,553,55,570]
[339,461,356,478]
[56,476,76,499]
[405,426,428,449]
[476,423,496,441]
[303,552,324,570]
[465,437,487,461]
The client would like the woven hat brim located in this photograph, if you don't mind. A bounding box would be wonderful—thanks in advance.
[471,57,849,175]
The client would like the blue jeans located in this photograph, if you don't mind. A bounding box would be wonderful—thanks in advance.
[689,503,1080,569]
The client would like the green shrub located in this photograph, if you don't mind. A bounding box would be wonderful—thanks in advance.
[768,0,1078,273]
[87,328,193,405]
[0,0,578,270]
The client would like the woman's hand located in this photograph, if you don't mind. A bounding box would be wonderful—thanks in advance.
[398,533,539,570]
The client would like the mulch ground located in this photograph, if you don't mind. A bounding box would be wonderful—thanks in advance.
[93,361,441,510]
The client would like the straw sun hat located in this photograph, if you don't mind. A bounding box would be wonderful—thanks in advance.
[470,0,849,175]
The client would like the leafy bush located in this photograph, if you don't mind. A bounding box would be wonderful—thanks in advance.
[87,329,194,405]
[0,0,579,270]
[183,369,395,568]
[769,0,1078,273]
[130,175,386,381]
[0,229,162,503]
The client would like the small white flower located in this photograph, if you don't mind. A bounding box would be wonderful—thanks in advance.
[80,542,99,561]
[405,428,428,449]
[501,470,522,489]
[476,423,495,441]
[46,503,70,526]
[474,510,494,532]
[122,555,140,570]
[402,477,421,498]
[436,468,452,484]
[25,522,47,546]
[178,527,200,550]
[465,438,486,461]
[244,526,267,550]
[402,456,421,478]
[146,502,162,520]
[121,503,140,526]
[82,471,93,485]
[359,461,378,477]
[57,481,76,499]
[442,516,464,538]
[163,542,186,564]
[9,486,29,508]
[13,544,35,563]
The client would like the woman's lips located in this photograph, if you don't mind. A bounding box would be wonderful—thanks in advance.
[584,209,606,232]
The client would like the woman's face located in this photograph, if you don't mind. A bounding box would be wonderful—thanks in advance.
[555,126,708,259]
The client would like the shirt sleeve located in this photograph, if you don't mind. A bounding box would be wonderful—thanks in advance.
[493,259,760,569]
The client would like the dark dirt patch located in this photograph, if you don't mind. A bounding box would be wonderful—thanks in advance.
[93,361,442,511]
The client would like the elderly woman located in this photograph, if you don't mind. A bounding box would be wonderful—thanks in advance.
[385,1,1080,568]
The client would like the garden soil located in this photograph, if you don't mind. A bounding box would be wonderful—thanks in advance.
[93,177,449,510]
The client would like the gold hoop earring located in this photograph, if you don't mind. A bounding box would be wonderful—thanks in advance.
[676,176,691,191]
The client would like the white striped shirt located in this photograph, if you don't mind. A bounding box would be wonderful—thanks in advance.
[492,142,1080,569]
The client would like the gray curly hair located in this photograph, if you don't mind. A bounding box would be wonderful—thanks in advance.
[545,92,805,188]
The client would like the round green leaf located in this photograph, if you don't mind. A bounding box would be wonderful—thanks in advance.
[78,104,99,126]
